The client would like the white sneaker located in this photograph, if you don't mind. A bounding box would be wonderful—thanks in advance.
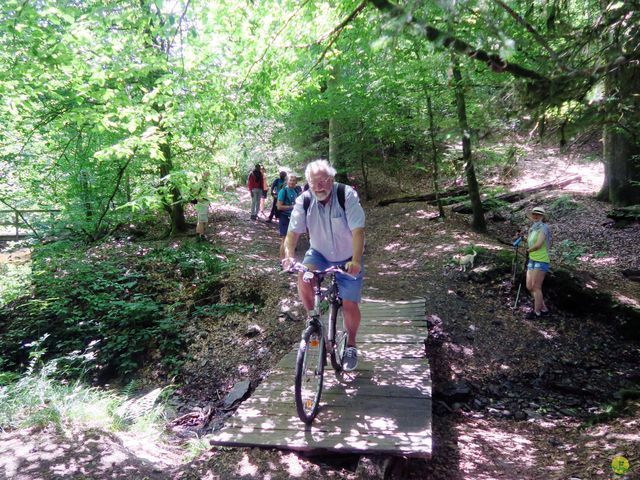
[342,346,358,371]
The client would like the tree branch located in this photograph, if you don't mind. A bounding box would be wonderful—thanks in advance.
[92,148,137,240]
[369,0,546,81]
[491,0,558,61]
[307,0,369,75]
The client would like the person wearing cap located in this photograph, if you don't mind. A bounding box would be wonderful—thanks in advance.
[526,206,551,319]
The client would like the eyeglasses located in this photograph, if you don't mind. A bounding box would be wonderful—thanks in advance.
[308,177,333,188]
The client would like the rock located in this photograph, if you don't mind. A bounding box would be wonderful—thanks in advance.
[355,456,392,479]
[514,410,527,421]
[223,380,251,409]
[524,409,541,419]
[549,437,562,447]
[436,380,473,402]
[245,324,263,338]
[468,265,505,283]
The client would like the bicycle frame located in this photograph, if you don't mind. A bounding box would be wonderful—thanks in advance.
[303,267,342,344]
[288,262,350,424]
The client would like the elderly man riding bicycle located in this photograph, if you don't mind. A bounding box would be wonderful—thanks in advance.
[282,159,365,371]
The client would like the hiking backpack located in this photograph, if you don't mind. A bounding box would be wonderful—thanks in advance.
[302,183,346,213]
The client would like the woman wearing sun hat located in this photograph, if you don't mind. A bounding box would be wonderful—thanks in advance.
[525,206,551,319]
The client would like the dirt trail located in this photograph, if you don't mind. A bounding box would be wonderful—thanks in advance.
[2,151,639,479]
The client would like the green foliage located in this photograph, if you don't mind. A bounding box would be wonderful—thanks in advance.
[0,240,229,378]
[550,195,583,217]
[0,261,31,308]
[556,239,587,265]
[0,356,172,434]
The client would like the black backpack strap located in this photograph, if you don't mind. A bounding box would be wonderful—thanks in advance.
[337,183,346,211]
[303,183,346,213]
[303,190,312,213]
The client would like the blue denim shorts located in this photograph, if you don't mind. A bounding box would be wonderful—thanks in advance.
[278,215,290,237]
[302,248,364,303]
[527,260,550,272]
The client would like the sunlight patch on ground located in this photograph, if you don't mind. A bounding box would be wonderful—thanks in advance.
[237,453,258,476]
[584,256,616,267]
[414,209,440,220]
[458,421,536,476]
[613,293,639,308]
[535,327,559,340]
[512,151,603,194]
[281,452,304,477]
[384,242,402,252]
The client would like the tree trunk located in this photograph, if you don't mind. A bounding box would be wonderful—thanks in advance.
[359,140,371,200]
[603,61,640,206]
[159,140,187,235]
[452,58,486,232]
[328,65,348,183]
[426,95,445,217]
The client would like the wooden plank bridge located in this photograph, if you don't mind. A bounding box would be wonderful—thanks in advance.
[207,299,432,458]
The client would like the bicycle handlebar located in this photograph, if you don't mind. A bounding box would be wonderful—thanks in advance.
[283,262,356,279]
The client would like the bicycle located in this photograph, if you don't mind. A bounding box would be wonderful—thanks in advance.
[286,262,350,424]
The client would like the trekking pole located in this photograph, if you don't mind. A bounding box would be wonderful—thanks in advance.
[511,237,522,284]
[514,249,529,309]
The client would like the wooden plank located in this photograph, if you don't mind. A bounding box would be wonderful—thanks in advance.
[246,375,431,400]
[208,299,431,457]
[237,387,431,408]
[208,428,432,457]
[356,325,426,335]
[276,343,426,367]
[228,402,431,436]
[270,356,429,372]
[359,317,426,324]
[357,332,426,343]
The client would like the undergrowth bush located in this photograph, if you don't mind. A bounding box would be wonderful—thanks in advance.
[0,354,170,434]
[0,239,229,379]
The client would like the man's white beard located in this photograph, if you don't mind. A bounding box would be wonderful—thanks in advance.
[315,190,330,202]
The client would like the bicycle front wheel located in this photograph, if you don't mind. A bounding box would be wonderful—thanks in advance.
[294,327,325,424]
[329,303,348,372]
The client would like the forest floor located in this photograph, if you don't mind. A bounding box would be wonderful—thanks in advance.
[2,141,640,479]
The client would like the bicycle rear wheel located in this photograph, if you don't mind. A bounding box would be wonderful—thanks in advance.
[294,326,325,424]
[329,303,348,372]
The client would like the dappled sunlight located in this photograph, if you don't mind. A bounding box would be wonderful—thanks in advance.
[280,452,305,477]
[534,326,559,340]
[0,428,181,479]
[614,293,640,308]
[458,420,537,477]
[237,453,259,476]
[209,301,432,457]
[585,256,617,266]
[414,209,440,220]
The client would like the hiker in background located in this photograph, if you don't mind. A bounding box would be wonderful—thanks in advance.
[192,171,210,241]
[268,170,287,223]
[259,165,269,218]
[247,164,263,220]
[276,174,300,259]
[525,206,552,319]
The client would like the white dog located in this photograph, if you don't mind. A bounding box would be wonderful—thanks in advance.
[458,249,477,272]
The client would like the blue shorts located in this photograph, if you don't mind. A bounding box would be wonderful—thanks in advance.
[527,260,550,272]
[279,215,290,237]
[302,249,364,303]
